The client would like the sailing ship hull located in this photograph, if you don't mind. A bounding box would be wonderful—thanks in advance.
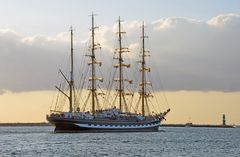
[47,117,161,133]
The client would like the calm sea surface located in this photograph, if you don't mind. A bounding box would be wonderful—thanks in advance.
[0,126,239,157]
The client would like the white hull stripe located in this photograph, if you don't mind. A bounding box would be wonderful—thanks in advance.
[75,123,160,129]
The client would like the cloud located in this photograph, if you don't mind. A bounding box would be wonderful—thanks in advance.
[208,13,240,27]
[0,13,240,92]
[0,28,70,92]
[149,14,240,91]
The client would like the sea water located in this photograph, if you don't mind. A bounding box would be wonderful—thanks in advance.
[0,126,239,157]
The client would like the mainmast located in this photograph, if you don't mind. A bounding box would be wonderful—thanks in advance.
[118,17,123,110]
[88,13,102,115]
[91,14,96,115]
[115,17,131,111]
[69,26,74,113]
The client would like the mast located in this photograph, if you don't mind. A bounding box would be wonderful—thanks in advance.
[88,13,102,115]
[118,17,123,111]
[91,14,96,114]
[139,22,150,116]
[141,22,145,116]
[69,26,74,113]
[115,17,131,112]
[55,27,74,113]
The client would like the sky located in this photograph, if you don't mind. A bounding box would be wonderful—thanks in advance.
[0,0,239,124]
[0,0,239,35]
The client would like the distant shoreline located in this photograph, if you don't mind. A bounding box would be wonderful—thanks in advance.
[161,124,237,128]
[0,123,237,128]
[0,122,50,127]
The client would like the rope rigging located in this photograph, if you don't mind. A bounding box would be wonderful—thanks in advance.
[49,18,170,118]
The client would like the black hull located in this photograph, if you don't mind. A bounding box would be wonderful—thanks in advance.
[47,117,161,133]
[54,124,159,133]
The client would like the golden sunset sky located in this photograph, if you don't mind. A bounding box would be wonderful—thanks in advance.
[0,90,239,125]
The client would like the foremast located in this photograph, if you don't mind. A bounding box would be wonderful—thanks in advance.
[114,17,132,112]
[139,22,152,116]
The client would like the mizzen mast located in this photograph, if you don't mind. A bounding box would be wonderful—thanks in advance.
[55,27,74,113]
[69,26,74,113]
[88,13,102,115]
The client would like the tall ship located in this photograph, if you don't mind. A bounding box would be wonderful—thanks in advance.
[47,14,170,133]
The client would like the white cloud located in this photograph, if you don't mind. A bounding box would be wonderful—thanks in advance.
[0,28,70,92]
[208,13,240,27]
[0,13,240,92]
